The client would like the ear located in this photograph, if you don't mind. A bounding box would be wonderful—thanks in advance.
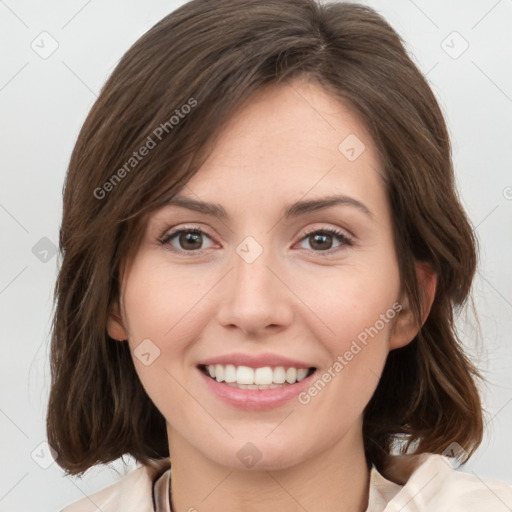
[107,299,128,341]
[389,262,437,350]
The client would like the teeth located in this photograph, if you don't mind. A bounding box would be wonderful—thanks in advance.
[236,366,254,384]
[224,364,237,383]
[205,364,312,385]
[285,367,296,383]
[297,369,309,382]
[215,364,224,382]
[273,366,286,384]
[255,367,273,385]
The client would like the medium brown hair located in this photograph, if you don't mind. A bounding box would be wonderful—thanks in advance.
[47,0,483,475]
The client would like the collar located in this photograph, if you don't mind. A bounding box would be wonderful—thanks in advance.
[151,453,512,512]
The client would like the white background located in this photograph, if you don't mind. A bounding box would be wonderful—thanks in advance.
[1,1,511,510]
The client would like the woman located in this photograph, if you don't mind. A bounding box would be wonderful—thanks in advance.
[47,0,512,510]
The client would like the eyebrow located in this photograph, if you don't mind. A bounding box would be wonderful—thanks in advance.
[165,194,373,220]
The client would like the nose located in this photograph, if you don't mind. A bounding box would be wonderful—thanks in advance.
[215,238,294,337]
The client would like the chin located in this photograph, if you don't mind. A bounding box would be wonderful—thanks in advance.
[198,433,314,472]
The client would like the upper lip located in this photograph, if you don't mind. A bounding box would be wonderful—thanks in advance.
[197,352,316,369]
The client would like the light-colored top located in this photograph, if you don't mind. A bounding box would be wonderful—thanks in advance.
[60,453,512,511]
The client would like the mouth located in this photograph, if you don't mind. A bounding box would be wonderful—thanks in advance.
[198,364,317,390]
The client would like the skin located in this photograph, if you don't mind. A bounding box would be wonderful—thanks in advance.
[108,77,436,512]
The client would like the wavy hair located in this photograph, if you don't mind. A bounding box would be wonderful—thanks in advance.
[47,0,483,475]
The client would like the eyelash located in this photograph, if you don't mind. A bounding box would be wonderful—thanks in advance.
[158,225,353,256]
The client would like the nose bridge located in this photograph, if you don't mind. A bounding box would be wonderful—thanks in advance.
[232,234,277,301]
[216,234,293,333]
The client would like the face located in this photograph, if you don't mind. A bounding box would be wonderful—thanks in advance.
[108,78,417,471]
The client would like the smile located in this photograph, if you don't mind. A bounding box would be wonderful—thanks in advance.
[199,364,315,389]
[197,362,317,411]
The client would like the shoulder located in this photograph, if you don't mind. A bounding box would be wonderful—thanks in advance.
[375,453,512,511]
[59,459,170,512]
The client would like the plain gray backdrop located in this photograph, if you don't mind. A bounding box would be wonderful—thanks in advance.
[1,0,511,511]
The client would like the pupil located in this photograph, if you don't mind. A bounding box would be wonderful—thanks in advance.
[181,232,201,249]
[311,233,331,250]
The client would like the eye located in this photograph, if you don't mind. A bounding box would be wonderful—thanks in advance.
[297,227,353,253]
[158,227,216,253]
[158,225,353,255]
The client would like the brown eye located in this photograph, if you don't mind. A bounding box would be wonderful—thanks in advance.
[309,232,334,251]
[178,231,203,250]
[160,228,215,253]
[298,228,352,253]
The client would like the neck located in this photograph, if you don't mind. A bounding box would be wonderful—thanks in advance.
[167,426,370,512]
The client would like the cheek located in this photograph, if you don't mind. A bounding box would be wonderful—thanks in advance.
[119,259,205,417]
[121,255,211,347]
[297,301,397,437]
[295,252,400,408]
[300,257,401,349]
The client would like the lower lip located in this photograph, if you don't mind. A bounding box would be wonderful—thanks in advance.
[198,368,316,411]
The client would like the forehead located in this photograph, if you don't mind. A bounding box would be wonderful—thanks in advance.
[177,78,386,216]
[202,78,378,166]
